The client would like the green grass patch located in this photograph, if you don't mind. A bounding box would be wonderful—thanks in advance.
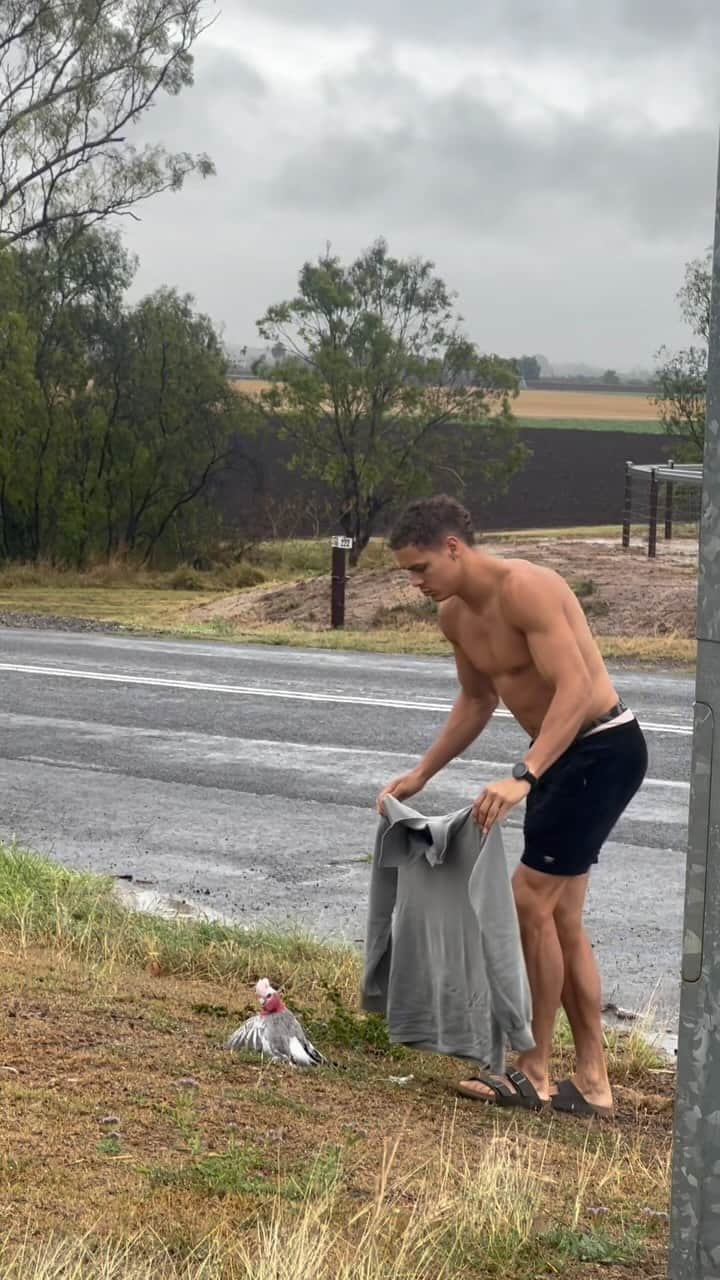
[0,841,361,1007]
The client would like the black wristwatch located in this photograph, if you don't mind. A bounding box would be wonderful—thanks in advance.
[512,762,538,790]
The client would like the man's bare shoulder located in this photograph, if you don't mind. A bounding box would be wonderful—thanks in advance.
[437,596,461,641]
[498,558,571,620]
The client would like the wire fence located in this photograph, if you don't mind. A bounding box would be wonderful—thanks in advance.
[621,459,703,557]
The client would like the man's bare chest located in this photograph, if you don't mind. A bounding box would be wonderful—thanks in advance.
[453,608,531,679]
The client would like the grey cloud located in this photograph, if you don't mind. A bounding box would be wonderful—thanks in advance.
[267,79,718,241]
[239,0,720,57]
[120,3,720,368]
[138,45,266,151]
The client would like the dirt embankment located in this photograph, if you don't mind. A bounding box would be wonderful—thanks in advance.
[187,538,698,638]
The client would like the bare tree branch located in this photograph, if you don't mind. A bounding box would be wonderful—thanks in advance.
[0,0,216,241]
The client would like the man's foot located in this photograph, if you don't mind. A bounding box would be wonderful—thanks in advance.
[457,1068,550,1110]
[551,1076,614,1119]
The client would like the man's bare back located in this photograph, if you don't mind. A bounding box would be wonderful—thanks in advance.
[438,556,618,742]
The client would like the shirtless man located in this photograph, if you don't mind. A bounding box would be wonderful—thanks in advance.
[377,495,648,1117]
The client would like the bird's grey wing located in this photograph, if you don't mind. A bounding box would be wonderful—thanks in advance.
[225,1014,267,1053]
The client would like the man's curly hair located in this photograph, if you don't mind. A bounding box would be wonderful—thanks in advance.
[389,495,475,550]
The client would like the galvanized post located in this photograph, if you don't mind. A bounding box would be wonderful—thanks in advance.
[622,460,633,550]
[668,130,720,1280]
[648,467,659,558]
[665,459,675,541]
[330,535,352,628]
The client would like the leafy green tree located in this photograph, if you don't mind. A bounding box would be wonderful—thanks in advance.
[654,249,712,461]
[0,0,214,244]
[602,369,620,386]
[93,286,250,562]
[517,354,541,381]
[0,230,251,566]
[257,239,526,563]
[0,251,42,557]
[15,228,135,560]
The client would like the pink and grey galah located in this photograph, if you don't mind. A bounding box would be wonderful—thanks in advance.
[225,978,325,1066]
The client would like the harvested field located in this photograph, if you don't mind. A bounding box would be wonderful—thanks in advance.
[188,536,698,640]
[513,389,659,420]
[229,379,660,422]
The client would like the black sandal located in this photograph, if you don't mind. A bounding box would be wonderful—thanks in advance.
[457,1069,548,1110]
[551,1078,615,1119]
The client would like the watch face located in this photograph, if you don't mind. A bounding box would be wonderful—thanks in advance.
[512,763,527,780]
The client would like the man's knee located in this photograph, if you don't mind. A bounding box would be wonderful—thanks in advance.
[553,901,585,950]
[512,870,563,933]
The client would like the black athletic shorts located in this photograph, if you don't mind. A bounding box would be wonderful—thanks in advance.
[521,717,648,878]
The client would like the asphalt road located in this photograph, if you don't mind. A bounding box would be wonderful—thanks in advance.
[0,628,693,1033]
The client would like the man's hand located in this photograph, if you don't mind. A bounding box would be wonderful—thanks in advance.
[376,768,426,815]
[472,776,531,833]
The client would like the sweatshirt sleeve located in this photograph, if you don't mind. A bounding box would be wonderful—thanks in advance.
[360,817,398,1014]
[469,827,535,1071]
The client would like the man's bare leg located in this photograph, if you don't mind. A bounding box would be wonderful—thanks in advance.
[458,864,568,1102]
[553,874,613,1110]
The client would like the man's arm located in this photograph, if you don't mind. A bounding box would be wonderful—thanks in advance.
[504,568,593,778]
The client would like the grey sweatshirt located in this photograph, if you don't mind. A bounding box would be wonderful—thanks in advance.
[361,795,534,1073]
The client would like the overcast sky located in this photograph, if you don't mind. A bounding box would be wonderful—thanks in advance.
[123,0,720,371]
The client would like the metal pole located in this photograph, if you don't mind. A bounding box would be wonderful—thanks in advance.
[665,459,675,541]
[669,129,720,1279]
[648,467,659,558]
[622,460,633,550]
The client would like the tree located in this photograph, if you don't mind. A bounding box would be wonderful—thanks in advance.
[0,251,42,558]
[92,286,249,562]
[0,0,215,244]
[602,369,620,386]
[678,249,712,343]
[0,229,252,565]
[256,240,526,563]
[654,249,712,461]
[517,354,541,381]
[15,227,135,560]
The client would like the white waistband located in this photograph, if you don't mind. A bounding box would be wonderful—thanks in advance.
[581,707,636,739]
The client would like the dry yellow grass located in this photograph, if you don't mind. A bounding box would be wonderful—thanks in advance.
[229,379,659,422]
[513,389,659,420]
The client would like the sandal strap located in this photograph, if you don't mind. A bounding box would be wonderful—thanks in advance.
[468,1073,515,1101]
[506,1070,540,1102]
[470,1071,539,1102]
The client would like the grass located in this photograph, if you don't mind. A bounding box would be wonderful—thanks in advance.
[0,841,673,1278]
[517,417,664,434]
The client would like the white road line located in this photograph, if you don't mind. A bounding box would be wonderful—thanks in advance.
[13,744,689,793]
[0,661,693,737]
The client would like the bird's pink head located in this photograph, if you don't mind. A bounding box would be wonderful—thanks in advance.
[261,992,285,1015]
[255,978,285,1015]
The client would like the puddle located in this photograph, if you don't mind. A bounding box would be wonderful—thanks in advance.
[112,878,236,926]
[602,1003,677,1064]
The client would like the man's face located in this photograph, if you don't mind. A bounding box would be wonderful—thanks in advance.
[394,540,460,601]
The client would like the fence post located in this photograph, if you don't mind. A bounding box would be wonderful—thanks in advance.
[622,460,633,549]
[665,458,675,541]
[648,467,659,558]
[330,535,352,628]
